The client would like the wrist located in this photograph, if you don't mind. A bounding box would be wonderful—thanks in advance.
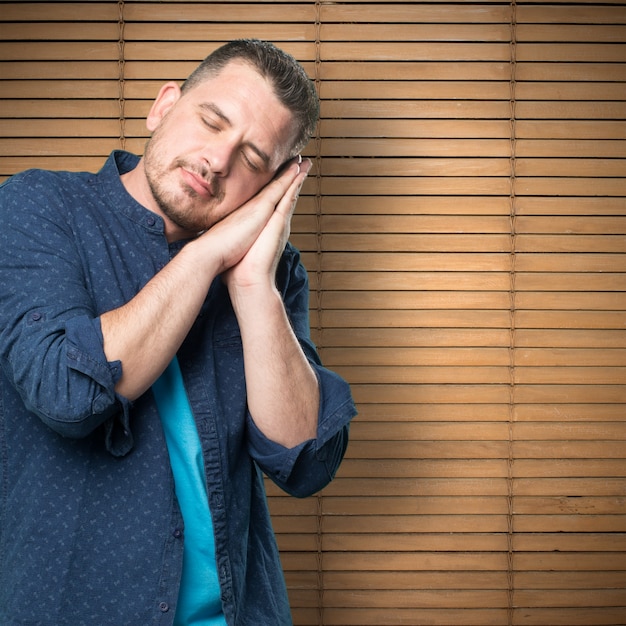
[228,280,282,321]
[179,235,222,281]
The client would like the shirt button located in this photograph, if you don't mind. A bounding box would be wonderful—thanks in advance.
[159,601,169,612]
[147,216,156,227]
[173,528,183,539]
[93,396,108,414]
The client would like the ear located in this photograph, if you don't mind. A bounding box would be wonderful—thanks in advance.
[146,82,182,132]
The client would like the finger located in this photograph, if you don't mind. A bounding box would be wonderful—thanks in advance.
[275,158,312,218]
[255,157,306,207]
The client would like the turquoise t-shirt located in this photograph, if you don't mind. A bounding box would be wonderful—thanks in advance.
[152,357,227,626]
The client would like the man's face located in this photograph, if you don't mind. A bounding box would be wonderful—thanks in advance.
[141,61,298,238]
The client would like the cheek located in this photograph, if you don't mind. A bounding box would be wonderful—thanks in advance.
[145,128,176,171]
[228,170,273,206]
[152,115,195,156]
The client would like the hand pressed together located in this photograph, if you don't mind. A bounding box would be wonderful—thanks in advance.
[214,156,312,292]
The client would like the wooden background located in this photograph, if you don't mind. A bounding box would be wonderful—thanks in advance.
[1,1,625,624]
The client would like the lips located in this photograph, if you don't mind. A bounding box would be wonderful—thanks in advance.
[180,167,213,198]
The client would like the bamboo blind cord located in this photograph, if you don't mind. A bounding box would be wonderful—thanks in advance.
[507,3,518,625]
[117,0,126,150]
[313,2,325,623]
[313,0,324,356]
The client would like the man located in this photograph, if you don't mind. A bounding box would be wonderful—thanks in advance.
[0,39,356,625]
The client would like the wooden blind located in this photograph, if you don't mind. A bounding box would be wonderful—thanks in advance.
[1,2,624,625]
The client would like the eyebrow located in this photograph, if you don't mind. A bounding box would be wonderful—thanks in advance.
[199,102,272,169]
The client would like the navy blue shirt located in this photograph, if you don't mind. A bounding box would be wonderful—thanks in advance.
[0,151,356,625]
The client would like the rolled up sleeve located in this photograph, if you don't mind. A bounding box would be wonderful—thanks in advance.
[0,172,133,455]
[2,305,132,453]
[246,363,355,498]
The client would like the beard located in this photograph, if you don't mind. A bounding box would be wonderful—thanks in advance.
[142,134,226,234]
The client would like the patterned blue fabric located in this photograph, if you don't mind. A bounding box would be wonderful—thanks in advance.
[0,151,356,625]
[152,357,227,626]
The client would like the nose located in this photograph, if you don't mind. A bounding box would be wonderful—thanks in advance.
[202,136,236,177]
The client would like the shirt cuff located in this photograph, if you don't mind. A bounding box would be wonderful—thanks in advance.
[245,414,309,483]
[65,314,133,456]
[246,364,357,484]
[65,315,122,387]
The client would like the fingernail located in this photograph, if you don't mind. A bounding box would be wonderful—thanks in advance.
[300,158,312,175]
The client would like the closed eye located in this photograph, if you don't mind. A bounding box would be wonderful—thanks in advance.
[201,116,221,131]
[242,151,261,172]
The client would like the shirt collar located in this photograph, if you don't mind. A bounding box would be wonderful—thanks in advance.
[97,150,166,234]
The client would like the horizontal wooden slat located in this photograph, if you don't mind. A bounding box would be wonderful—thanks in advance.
[515,571,626,590]
[1,3,119,20]
[346,440,626,460]
[320,4,512,24]
[125,23,315,40]
[343,441,507,462]
[0,119,121,137]
[517,5,626,24]
[122,41,313,61]
[0,80,118,98]
[0,99,120,117]
[516,24,626,42]
[515,273,625,291]
[322,346,626,367]
[320,23,511,42]
[312,293,511,311]
[0,61,118,79]
[314,310,510,328]
[516,62,626,81]
[321,534,509,552]
[317,253,511,271]
[315,607,626,626]
[320,139,512,158]
[320,61,510,80]
[0,138,121,155]
[320,551,510,570]
[0,23,119,40]
[514,496,626,514]
[518,43,626,62]
[320,42,511,62]
[323,570,508,590]
[510,384,626,403]
[349,403,511,423]
[322,100,512,119]
[313,292,626,313]
[318,195,512,214]
[320,119,512,138]
[124,3,317,22]
[0,42,120,60]
[515,405,626,423]
[514,552,626,571]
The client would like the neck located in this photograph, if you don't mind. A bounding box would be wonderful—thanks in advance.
[120,159,194,243]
